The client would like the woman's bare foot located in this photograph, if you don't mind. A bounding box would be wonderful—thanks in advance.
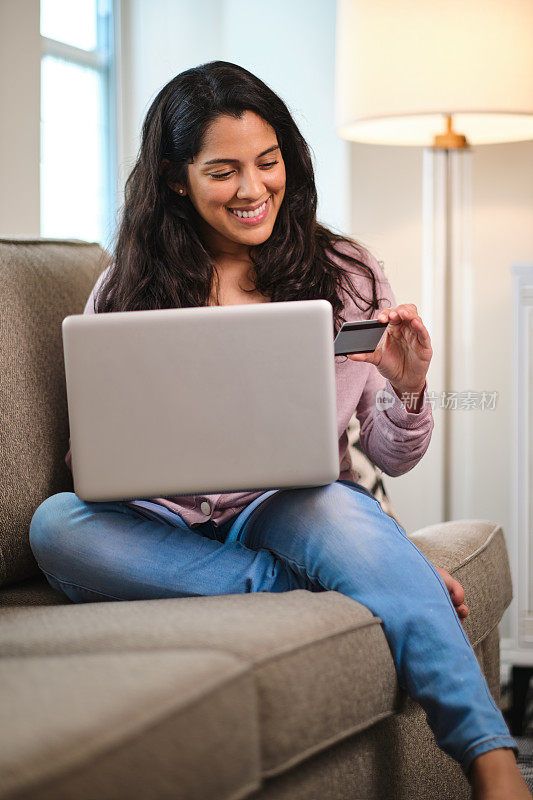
[469,747,532,799]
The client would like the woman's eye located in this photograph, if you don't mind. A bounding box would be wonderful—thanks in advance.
[211,161,278,180]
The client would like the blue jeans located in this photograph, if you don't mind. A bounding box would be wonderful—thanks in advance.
[28,480,517,777]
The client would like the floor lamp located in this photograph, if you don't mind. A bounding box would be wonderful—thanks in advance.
[335,0,533,521]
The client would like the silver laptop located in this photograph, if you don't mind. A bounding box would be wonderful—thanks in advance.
[62,300,339,502]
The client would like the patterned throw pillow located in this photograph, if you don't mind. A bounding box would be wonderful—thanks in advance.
[346,412,403,527]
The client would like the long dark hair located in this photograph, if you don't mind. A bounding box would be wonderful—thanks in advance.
[95,60,388,336]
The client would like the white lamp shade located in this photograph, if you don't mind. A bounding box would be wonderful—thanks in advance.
[335,0,533,145]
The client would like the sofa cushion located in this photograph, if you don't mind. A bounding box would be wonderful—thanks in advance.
[0,591,401,778]
[0,239,110,587]
[0,649,259,800]
[0,575,68,606]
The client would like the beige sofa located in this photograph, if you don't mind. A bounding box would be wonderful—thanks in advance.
[0,238,513,800]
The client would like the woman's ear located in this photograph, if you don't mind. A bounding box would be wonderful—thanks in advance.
[160,160,186,195]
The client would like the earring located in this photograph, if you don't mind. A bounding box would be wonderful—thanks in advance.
[178,189,185,195]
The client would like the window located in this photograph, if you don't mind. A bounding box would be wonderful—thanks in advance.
[40,0,116,247]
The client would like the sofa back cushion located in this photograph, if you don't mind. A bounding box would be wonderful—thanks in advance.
[0,238,110,586]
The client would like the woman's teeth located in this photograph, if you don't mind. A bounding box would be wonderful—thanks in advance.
[229,197,269,218]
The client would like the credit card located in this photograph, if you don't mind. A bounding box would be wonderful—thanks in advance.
[334,319,388,356]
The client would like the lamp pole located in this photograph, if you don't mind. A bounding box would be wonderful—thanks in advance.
[425,114,471,522]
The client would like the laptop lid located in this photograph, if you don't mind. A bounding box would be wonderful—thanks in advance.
[62,299,339,502]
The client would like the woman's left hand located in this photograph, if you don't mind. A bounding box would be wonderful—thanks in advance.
[435,566,469,621]
[347,304,433,396]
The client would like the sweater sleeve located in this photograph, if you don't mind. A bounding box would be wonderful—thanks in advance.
[352,250,434,477]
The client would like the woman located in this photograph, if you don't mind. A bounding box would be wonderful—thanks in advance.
[29,61,527,798]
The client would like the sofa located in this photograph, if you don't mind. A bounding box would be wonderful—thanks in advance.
[0,238,513,800]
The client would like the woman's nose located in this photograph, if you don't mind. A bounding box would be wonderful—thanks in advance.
[236,167,264,199]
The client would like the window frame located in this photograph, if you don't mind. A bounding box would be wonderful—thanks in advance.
[39,0,118,247]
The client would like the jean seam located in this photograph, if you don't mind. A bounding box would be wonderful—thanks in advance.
[41,569,124,602]
[340,482,387,514]
[461,735,518,758]
[264,548,330,593]
[237,491,285,544]
[462,736,518,775]
[239,491,343,592]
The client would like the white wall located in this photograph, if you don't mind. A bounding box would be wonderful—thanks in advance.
[119,0,349,234]
[349,144,437,533]
[119,0,222,185]
[0,0,40,237]
[470,141,533,526]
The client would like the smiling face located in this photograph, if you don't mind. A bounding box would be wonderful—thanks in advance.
[171,110,286,261]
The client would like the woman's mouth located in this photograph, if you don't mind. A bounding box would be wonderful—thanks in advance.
[227,195,272,226]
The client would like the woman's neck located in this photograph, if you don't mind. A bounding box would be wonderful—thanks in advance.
[210,249,255,282]
[198,217,254,264]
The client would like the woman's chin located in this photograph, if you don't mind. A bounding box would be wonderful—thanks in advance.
[226,223,274,244]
